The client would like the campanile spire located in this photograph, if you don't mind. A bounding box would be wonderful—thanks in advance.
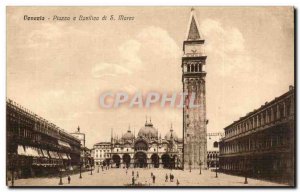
[186,8,203,41]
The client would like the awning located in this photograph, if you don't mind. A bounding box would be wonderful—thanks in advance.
[60,153,68,160]
[58,140,71,148]
[48,151,55,159]
[17,145,26,156]
[24,146,39,157]
[49,151,60,159]
[42,149,51,158]
[36,148,44,157]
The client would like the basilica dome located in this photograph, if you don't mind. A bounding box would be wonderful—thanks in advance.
[165,125,178,141]
[122,129,134,141]
[138,120,158,139]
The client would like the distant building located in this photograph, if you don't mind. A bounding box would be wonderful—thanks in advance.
[207,132,224,168]
[92,142,111,166]
[70,126,85,147]
[92,119,183,169]
[70,127,93,167]
[6,99,81,179]
[219,86,295,185]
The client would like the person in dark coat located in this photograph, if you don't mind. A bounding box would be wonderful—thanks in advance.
[152,175,156,184]
[176,179,179,186]
[165,174,168,182]
[132,170,134,176]
[137,171,139,178]
[67,175,71,184]
[132,177,135,185]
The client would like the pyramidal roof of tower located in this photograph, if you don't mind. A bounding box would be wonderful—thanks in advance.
[186,9,203,41]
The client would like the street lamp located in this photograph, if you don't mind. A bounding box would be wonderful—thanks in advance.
[244,157,248,184]
[79,161,82,179]
[59,167,63,185]
[11,168,14,187]
[199,161,202,175]
[189,160,192,172]
[215,159,218,178]
[10,153,17,187]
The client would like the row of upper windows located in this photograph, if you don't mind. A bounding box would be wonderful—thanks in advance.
[95,149,111,153]
[225,98,293,138]
[94,145,111,149]
[95,154,110,158]
[221,134,286,154]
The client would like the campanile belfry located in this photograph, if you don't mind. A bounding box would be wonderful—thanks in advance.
[182,8,207,169]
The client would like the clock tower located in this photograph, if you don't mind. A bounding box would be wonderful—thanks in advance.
[182,8,207,169]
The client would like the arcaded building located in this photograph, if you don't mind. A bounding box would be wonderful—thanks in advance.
[6,99,81,179]
[219,86,295,185]
[92,119,183,169]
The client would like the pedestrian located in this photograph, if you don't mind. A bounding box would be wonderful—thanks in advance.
[165,174,168,182]
[170,173,172,182]
[132,170,134,176]
[101,165,103,171]
[151,172,153,177]
[152,175,156,184]
[67,175,71,184]
[176,179,179,186]
[137,171,139,178]
[132,176,135,185]
[126,169,128,175]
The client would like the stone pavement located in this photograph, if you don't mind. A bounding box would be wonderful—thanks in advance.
[11,168,287,187]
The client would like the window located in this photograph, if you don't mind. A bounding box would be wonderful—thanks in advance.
[213,141,219,148]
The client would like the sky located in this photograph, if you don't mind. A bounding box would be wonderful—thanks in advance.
[7,7,294,148]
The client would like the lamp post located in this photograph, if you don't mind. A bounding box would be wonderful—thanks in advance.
[199,161,202,175]
[199,141,202,175]
[10,153,17,187]
[11,168,14,187]
[189,160,192,173]
[215,159,218,178]
[90,164,93,175]
[244,156,248,184]
[79,161,82,179]
[58,167,63,185]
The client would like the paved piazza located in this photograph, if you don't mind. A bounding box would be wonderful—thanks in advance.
[11,168,286,187]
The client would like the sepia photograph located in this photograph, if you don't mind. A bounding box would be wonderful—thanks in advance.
[6,6,295,187]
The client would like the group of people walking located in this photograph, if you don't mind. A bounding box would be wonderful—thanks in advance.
[165,173,179,185]
[129,169,179,186]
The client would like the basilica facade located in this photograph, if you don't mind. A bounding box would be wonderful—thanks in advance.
[92,120,183,169]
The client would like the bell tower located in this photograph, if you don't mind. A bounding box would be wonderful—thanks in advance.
[182,8,207,169]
